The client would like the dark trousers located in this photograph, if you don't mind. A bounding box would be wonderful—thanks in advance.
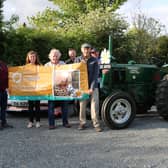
[0,90,7,125]
[28,100,40,122]
[48,101,69,126]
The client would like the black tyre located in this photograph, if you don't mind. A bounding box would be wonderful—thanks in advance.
[156,80,168,120]
[101,91,136,129]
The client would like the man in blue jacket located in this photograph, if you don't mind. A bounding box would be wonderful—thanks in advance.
[75,43,102,132]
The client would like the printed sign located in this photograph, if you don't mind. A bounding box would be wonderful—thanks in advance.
[8,62,89,100]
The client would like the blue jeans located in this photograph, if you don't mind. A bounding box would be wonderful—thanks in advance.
[0,90,7,125]
[48,101,69,126]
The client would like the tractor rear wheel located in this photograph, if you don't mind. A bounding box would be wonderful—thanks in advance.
[101,91,136,129]
[156,80,168,120]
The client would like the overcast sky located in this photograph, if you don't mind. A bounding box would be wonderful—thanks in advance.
[118,0,168,32]
[3,0,168,32]
[3,0,55,22]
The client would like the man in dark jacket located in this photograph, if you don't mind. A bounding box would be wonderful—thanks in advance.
[75,43,102,132]
[65,48,79,116]
[0,60,13,130]
[65,48,77,64]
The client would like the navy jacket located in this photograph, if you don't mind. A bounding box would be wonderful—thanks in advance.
[75,56,99,90]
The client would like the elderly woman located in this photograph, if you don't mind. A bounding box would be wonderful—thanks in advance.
[45,49,64,66]
[45,48,71,129]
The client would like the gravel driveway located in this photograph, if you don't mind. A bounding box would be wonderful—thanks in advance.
[1,112,168,168]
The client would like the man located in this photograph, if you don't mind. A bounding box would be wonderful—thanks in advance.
[65,48,77,64]
[0,60,13,130]
[75,43,102,132]
[65,48,79,116]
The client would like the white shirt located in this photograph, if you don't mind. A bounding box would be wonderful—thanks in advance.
[44,61,65,66]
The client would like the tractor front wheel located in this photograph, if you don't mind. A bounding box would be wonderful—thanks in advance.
[101,91,136,129]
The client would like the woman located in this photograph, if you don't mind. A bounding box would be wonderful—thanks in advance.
[45,48,71,129]
[25,50,41,128]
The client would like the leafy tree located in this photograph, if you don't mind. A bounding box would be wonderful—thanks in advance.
[3,0,129,65]
[0,0,4,29]
[4,14,19,31]
[26,0,129,63]
[0,0,5,57]
[126,13,165,63]
[65,9,128,49]
[49,0,127,14]
[28,8,65,30]
[28,0,127,30]
[155,36,168,62]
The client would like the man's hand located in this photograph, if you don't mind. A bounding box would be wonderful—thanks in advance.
[86,89,93,95]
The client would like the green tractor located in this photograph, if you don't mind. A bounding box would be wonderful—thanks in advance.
[99,36,167,129]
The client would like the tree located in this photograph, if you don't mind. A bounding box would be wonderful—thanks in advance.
[4,14,20,30]
[28,0,127,30]
[2,0,129,65]
[0,0,4,29]
[65,9,128,49]
[126,13,165,63]
[28,8,65,30]
[155,36,168,62]
[27,0,129,62]
[0,0,5,56]
[49,0,127,14]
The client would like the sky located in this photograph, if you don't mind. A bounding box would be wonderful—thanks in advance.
[3,0,55,22]
[3,0,168,32]
[118,0,168,32]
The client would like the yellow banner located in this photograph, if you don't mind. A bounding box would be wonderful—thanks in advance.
[9,62,88,97]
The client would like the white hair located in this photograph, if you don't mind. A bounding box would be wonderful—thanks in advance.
[48,48,61,59]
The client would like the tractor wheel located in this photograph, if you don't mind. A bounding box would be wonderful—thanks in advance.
[156,80,168,120]
[101,91,136,129]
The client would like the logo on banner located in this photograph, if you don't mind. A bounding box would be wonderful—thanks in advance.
[12,72,22,83]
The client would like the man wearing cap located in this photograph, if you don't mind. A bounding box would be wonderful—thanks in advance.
[75,43,102,132]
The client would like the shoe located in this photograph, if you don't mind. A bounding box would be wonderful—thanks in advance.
[2,123,13,129]
[95,126,103,132]
[49,125,56,130]
[27,122,33,128]
[36,122,41,128]
[63,123,71,128]
[78,124,86,130]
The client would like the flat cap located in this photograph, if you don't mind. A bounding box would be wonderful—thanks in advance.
[81,43,91,48]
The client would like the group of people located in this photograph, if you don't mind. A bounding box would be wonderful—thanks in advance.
[0,43,102,132]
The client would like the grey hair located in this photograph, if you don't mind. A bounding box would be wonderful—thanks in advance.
[48,48,61,59]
